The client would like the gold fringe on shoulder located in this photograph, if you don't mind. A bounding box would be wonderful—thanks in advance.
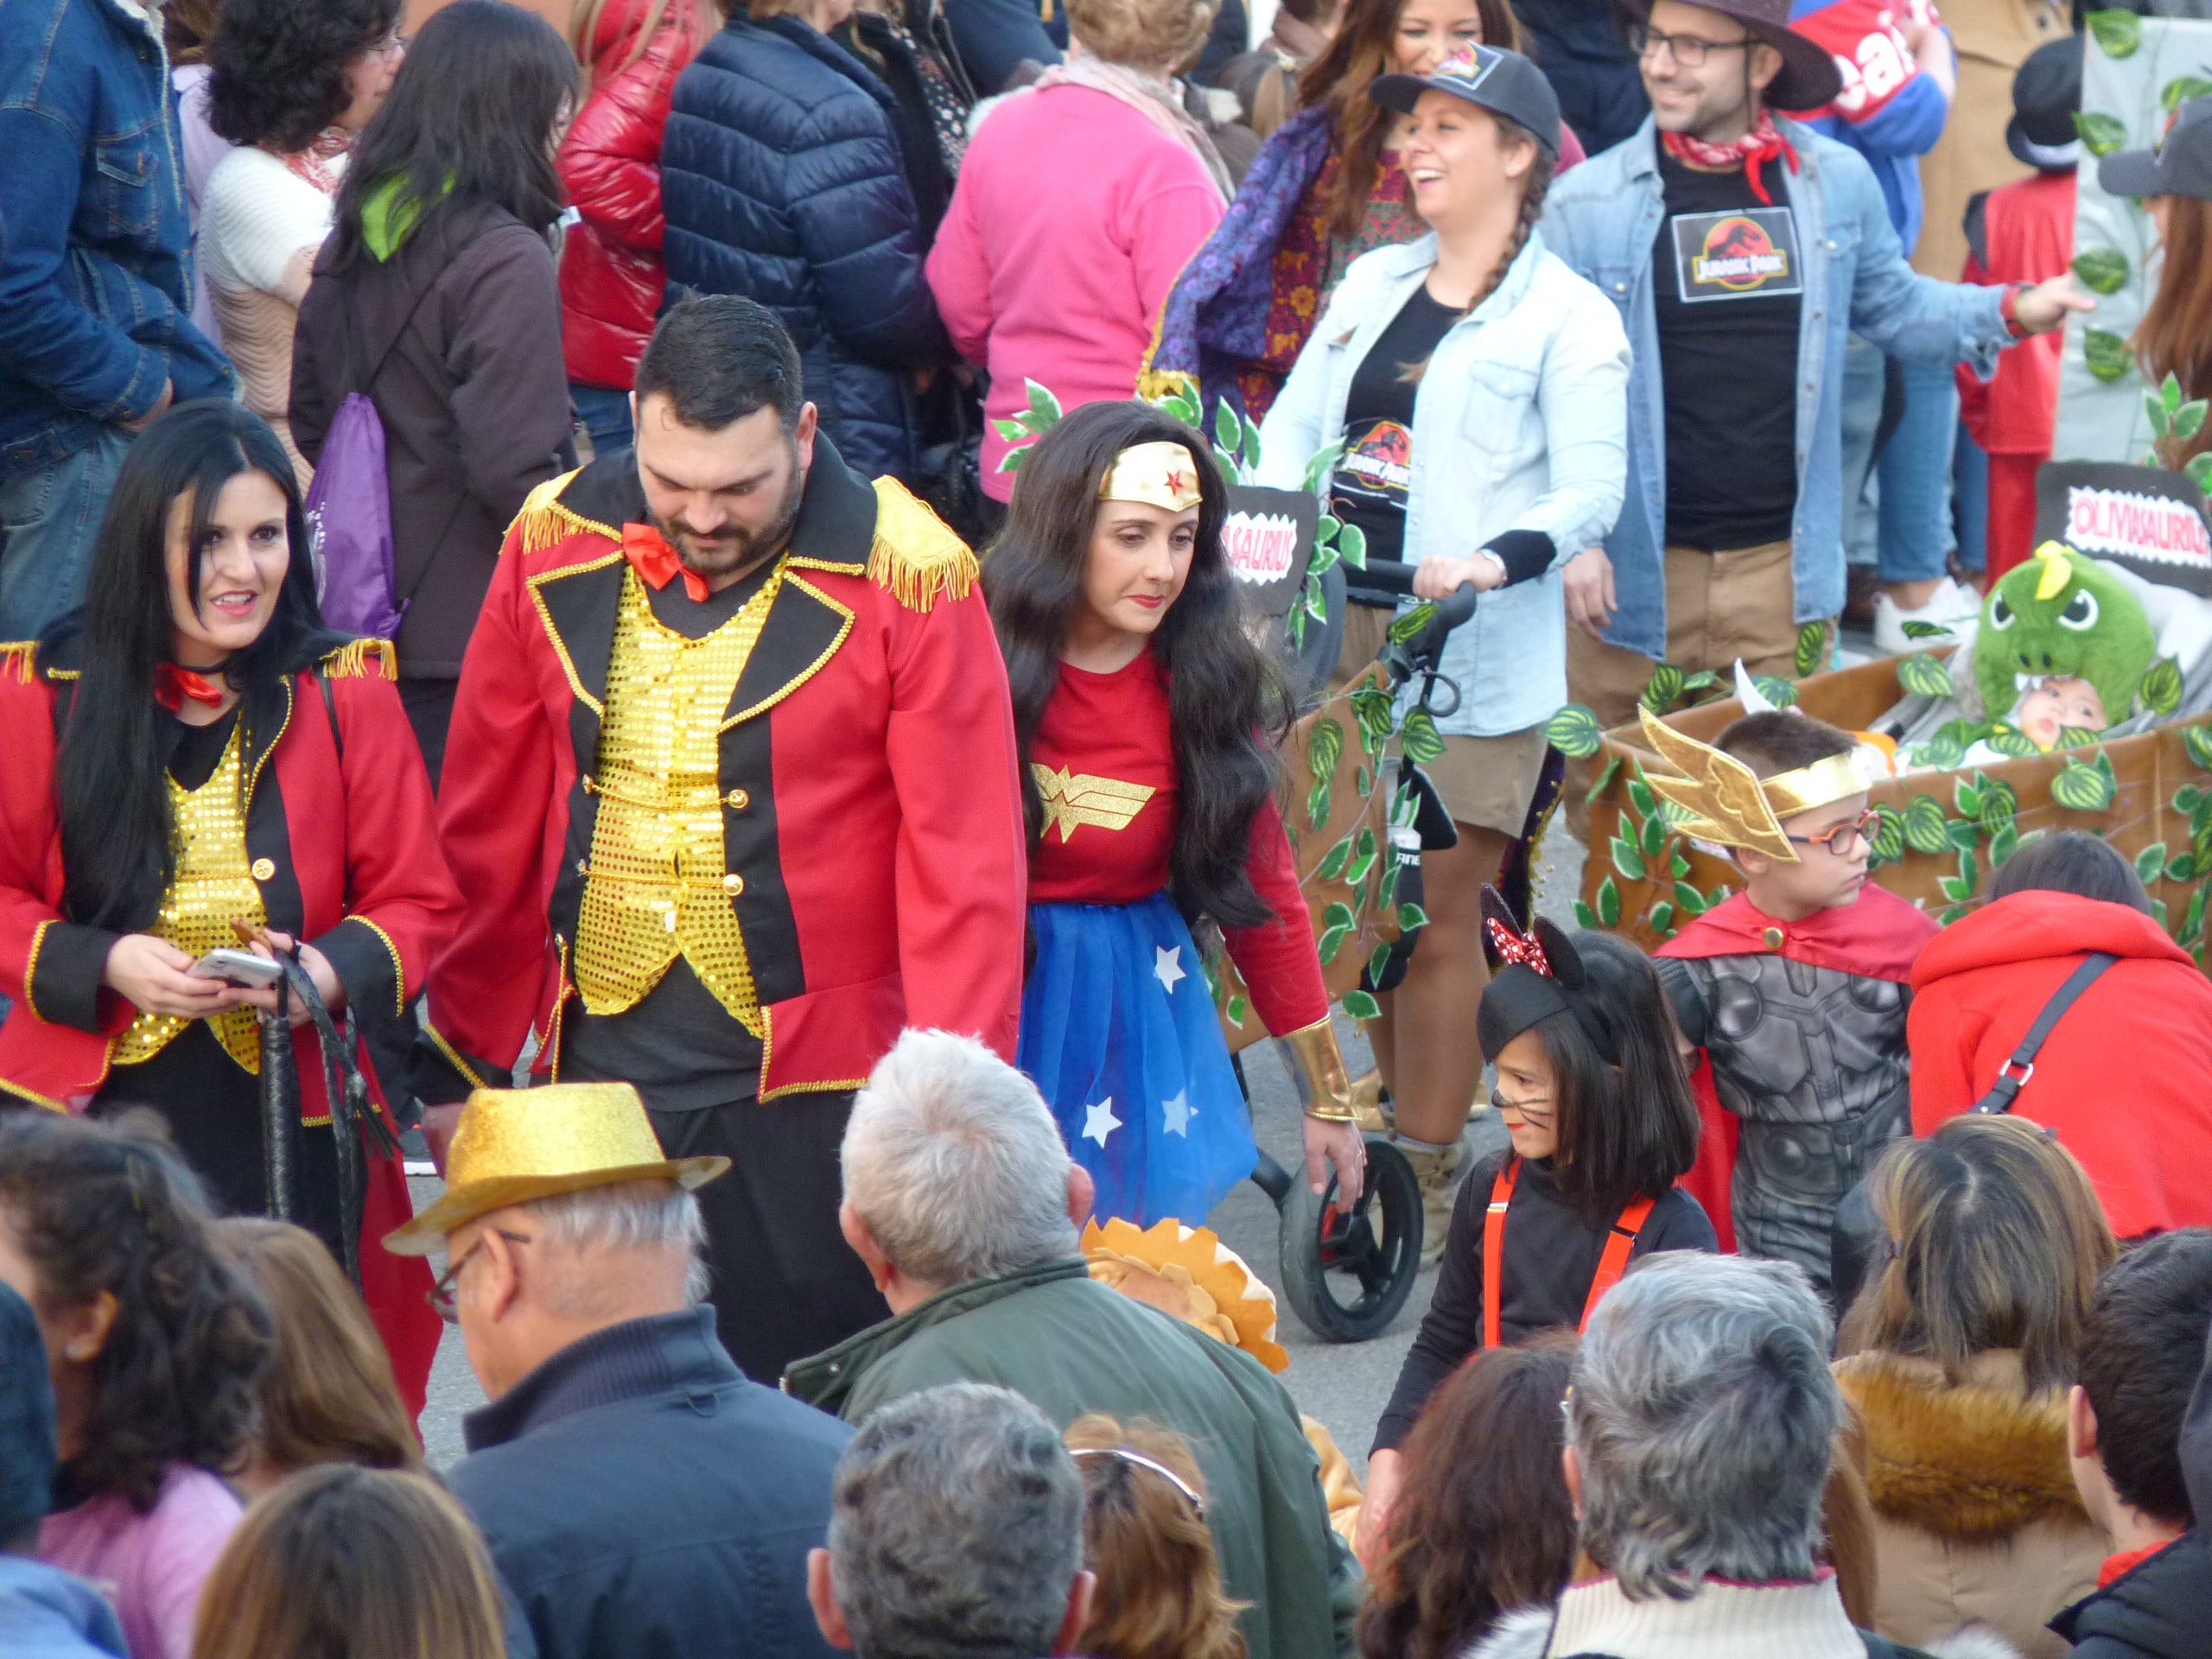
[0,642,38,684]
[320,639,397,679]
[868,477,978,613]
[506,468,585,556]
[1135,366,1198,404]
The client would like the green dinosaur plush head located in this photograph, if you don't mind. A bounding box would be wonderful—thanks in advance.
[1973,543,2156,733]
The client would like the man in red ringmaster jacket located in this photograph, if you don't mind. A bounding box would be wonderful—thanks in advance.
[411,297,1026,1381]
[1910,875,2212,1241]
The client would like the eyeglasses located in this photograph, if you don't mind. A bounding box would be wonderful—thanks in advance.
[426,1228,530,1323]
[372,31,410,61]
[1627,22,1756,67]
[1784,809,1882,857]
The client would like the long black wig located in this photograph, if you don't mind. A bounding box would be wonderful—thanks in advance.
[49,400,347,933]
[984,399,1289,931]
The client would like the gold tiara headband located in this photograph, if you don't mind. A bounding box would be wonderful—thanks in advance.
[1635,707,1866,862]
[1100,442,1204,512]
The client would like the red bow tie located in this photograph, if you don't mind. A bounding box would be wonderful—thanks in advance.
[156,663,228,714]
[623,523,711,603]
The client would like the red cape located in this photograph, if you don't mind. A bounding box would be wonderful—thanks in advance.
[1657,887,1940,1252]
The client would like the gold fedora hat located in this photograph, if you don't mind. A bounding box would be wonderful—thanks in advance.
[383,1082,729,1256]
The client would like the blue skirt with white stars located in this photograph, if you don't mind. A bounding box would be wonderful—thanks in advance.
[1019,892,1258,1227]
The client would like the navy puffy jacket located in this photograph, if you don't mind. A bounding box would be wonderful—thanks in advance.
[662,14,950,482]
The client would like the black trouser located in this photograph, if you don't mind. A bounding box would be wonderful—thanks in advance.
[398,677,457,791]
[648,1090,888,1385]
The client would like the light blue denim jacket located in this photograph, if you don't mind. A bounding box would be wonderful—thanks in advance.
[1541,117,2011,661]
[1256,228,1631,737]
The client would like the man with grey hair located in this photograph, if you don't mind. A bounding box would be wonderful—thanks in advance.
[1469,1252,2020,1659]
[808,1384,1095,1659]
[787,1028,1360,1659]
[386,1082,854,1659]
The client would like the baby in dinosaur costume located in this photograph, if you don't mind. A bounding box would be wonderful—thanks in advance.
[1972,542,2157,746]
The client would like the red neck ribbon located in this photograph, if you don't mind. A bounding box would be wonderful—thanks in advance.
[1662,111,1799,207]
[622,523,711,603]
[156,663,228,714]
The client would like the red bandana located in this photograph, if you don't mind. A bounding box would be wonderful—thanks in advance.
[155,664,227,714]
[1662,111,1800,207]
[1485,917,1552,976]
[622,523,710,603]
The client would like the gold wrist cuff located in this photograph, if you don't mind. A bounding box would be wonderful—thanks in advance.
[1282,1016,1360,1123]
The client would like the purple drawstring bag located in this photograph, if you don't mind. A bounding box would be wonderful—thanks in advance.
[304,393,409,639]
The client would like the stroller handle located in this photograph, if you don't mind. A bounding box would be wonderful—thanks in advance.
[1350,561,1481,681]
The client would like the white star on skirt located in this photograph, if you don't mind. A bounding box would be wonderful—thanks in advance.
[1161,1090,1193,1137]
[1154,945,1186,994]
[1083,1096,1122,1147]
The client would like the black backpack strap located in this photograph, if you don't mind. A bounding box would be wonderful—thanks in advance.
[1970,951,2119,1114]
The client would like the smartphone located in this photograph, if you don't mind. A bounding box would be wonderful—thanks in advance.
[188,948,284,988]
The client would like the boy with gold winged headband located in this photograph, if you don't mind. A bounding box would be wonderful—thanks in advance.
[1641,707,1936,1299]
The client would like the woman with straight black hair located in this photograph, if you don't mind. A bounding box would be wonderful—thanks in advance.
[983,398,1364,1227]
[291,0,579,786]
[1357,906,1712,1570]
[0,399,461,1414]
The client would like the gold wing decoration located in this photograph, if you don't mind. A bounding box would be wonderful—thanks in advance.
[1635,707,1796,862]
[1033,764,1157,842]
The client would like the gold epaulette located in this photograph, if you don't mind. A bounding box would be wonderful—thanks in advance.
[319,639,397,679]
[505,467,591,556]
[0,643,36,685]
[868,477,978,613]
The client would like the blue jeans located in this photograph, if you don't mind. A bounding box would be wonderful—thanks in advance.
[0,426,132,639]
[1840,340,1957,585]
[1952,416,1989,575]
[569,381,634,456]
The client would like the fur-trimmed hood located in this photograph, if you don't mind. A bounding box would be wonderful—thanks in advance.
[1834,1350,2088,1541]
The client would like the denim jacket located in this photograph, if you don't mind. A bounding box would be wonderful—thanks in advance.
[0,0,232,474]
[1541,117,2009,661]
[1256,228,1630,737]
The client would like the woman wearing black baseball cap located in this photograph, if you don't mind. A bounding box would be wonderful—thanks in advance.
[2102,95,2212,463]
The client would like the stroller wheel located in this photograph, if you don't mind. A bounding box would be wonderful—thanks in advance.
[1277,1135,1422,1342]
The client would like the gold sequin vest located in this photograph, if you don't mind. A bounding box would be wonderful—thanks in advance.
[112,721,268,1071]
[571,566,784,1032]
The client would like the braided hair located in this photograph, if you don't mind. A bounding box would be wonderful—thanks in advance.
[1398,118,1557,386]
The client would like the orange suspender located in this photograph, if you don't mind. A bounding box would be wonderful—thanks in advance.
[1482,1158,1659,1351]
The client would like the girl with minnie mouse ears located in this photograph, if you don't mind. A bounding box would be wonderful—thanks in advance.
[1354,890,1718,1573]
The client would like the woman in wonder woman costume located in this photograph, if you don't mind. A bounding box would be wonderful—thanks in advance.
[985,399,1364,1224]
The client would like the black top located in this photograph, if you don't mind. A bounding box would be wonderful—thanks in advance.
[2047,1530,2212,1659]
[452,1308,853,1659]
[560,556,783,1114]
[1332,284,1461,575]
[166,705,242,791]
[1371,1147,1717,1454]
[1652,147,1804,553]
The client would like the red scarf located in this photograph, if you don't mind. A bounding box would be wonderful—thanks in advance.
[2098,1536,2179,1588]
[622,523,710,603]
[1662,111,1799,207]
[278,127,353,196]
[155,663,228,714]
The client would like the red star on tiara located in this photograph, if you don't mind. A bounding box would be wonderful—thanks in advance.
[1486,917,1552,976]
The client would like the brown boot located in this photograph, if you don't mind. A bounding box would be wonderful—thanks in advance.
[1397,1137,1466,1268]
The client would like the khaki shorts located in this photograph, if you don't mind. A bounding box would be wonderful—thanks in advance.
[1334,602,1548,836]
[1565,540,1834,731]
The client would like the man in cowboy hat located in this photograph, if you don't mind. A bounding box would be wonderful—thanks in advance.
[387,1082,853,1659]
[1541,0,2091,741]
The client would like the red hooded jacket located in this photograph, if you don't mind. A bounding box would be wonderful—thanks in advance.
[557,0,709,391]
[1910,890,2212,1239]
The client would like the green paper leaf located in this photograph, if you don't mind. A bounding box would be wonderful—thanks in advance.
[1954,778,1981,819]
[1225,993,1248,1027]
[1318,924,1349,964]
[1649,901,1675,936]
[1286,600,1307,651]
[1871,804,1906,864]
[1367,941,1393,985]
[1387,601,1439,645]
[1351,685,1395,747]
[1345,827,1379,887]
[1213,399,1240,457]
[2184,725,2212,772]
[1321,900,1355,931]
[1671,851,1691,878]
[1610,836,1648,882]
[1796,622,1827,677]
[2182,885,2209,948]
[1940,873,1974,903]
[2188,452,2212,492]
[1356,765,1372,797]
[2178,402,2209,441]
[1903,794,1951,855]
[2165,372,2187,415]
[1985,724,2041,759]
[1900,620,1956,639]
[992,416,1028,442]
[1315,835,1353,883]
[1542,703,1605,760]
[2177,785,2204,813]
[1023,379,1063,428]
[1627,774,1658,817]
[1675,880,1708,916]
[1752,675,1799,709]
[1396,901,1430,931]
[2055,724,2103,750]
[999,445,1028,474]
[1940,904,1971,925]
[1681,670,1720,695]
[2084,328,2134,384]
[1584,754,1622,804]
[1308,716,1344,782]
[1978,778,2018,830]
[2164,74,2212,112]
[1897,653,1955,699]
[1640,662,1686,712]
[1306,776,1332,831]
[2138,842,2170,884]
[1990,823,2019,868]
[2148,386,2175,438]
[1641,811,1667,860]
[1400,708,1446,766]
[2142,656,2184,718]
[2071,246,2131,296]
[1341,988,1381,1021]
[2052,759,2117,812]
[1335,520,1368,571]
[2088,9,2141,57]
[1573,899,1598,930]
[1911,733,1967,770]
[1596,874,1621,929]
[1300,442,1346,496]
[1947,816,1981,853]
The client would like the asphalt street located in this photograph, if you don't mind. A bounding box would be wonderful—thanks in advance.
[410,834,1585,1471]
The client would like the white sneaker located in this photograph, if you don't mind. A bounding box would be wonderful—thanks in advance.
[1872,576,1982,656]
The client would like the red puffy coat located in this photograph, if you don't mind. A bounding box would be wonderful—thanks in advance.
[557,0,709,391]
[1910,890,2212,1240]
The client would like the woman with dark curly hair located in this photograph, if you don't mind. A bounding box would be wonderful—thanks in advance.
[0,1111,271,1659]
[202,0,406,481]
[982,398,1364,1226]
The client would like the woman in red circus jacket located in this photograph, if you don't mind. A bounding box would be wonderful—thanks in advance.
[0,401,461,1413]
[559,0,718,454]
[1910,831,2212,1241]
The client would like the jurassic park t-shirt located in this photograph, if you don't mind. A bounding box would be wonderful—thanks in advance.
[1332,285,1461,574]
[1652,148,1803,553]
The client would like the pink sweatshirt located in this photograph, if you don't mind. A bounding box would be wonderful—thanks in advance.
[40,1465,241,1659]
[927,84,1224,499]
